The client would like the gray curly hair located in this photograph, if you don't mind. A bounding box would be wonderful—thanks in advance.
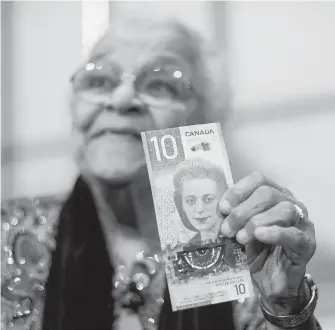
[82,12,230,124]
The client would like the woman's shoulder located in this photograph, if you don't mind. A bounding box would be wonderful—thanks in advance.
[1,196,63,330]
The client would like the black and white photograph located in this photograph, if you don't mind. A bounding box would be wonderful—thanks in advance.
[1,1,334,329]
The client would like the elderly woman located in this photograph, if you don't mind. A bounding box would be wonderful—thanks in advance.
[173,158,228,245]
[39,15,320,330]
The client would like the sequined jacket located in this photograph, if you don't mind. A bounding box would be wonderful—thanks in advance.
[1,195,61,330]
[1,178,322,330]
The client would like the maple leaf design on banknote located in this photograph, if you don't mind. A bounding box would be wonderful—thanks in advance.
[201,142,210,151]
[141,123,253,311]
[190,141,210,152]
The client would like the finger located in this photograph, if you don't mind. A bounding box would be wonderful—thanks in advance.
[235,201,300,245]
[253,225,316,259]
[218,172,294,215]
[221,186,295,237]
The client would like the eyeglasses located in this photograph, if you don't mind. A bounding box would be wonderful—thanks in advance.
[70,59,195,106]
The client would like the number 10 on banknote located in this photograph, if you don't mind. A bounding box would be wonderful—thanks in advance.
[141,123,253,311]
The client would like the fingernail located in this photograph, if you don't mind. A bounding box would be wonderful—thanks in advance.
[220,199,232,215]
[221,221,234,237]
[236,229,249,244]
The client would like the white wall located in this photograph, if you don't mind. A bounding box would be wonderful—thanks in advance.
[225,1,335,111]
[1,1,82,198]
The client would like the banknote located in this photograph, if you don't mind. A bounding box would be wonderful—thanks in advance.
[141,123,253,311]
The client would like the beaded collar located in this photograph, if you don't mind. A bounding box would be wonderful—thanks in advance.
[112,251,166,330]
[1,196,62,329]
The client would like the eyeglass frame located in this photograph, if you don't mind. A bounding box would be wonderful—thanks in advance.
[69,58,197,107]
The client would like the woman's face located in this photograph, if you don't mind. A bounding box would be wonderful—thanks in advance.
[181,177,222,232]
[70,24,200,184]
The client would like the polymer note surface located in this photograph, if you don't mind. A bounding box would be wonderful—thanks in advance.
[141,123,253,311]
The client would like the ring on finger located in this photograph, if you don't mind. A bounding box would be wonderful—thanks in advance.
[294,204,304,220]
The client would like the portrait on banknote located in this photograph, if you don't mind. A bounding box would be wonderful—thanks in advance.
[173,157,227,246]
[141,123,253,311]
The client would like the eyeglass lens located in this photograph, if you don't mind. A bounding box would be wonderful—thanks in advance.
[72,60,194,104]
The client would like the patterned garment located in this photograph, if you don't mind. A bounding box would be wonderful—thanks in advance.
[1,197,62,330]
[1,196,321,330]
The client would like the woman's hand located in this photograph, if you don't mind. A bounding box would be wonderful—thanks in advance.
[219,172,316,315]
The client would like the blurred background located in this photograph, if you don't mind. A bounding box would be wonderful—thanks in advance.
[1,1,335,328]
